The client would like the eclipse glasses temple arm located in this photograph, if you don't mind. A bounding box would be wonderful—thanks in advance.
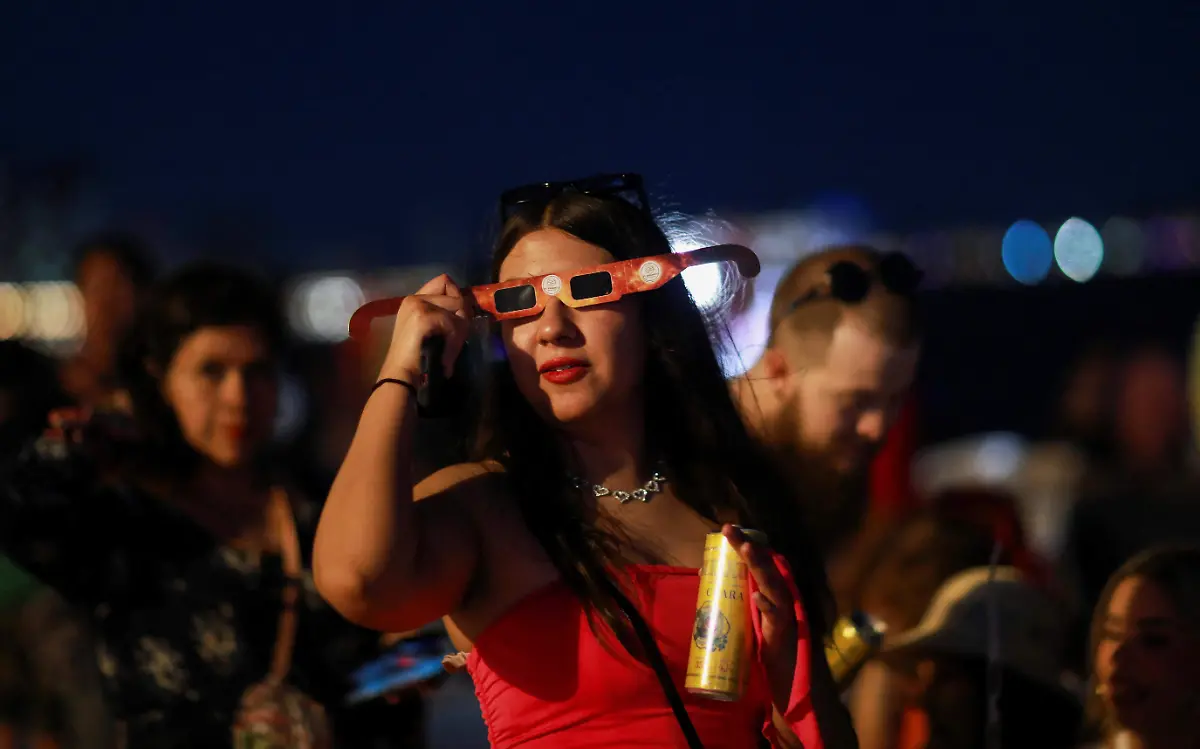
[347,292,485,341]
[676,244,761,279]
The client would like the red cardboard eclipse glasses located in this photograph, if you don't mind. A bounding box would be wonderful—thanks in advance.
[347,243,760,341]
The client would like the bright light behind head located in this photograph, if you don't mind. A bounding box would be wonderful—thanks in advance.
[662,215,729,313]
[682,263,723,310]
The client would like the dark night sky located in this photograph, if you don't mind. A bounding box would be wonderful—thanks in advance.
[2,1,1198,270]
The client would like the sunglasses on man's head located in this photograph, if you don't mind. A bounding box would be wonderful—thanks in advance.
[789,252,923,312]
[498,173,652,225]
[347,244,760,341]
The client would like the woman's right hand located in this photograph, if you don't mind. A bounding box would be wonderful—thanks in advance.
[378,274,472,385]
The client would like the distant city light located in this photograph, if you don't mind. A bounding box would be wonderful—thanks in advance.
[0,283,26,340]
[1001,220,1053,285]
[1099,216,1145,276]
[22,282,84,341]
[1054,218,1104,282]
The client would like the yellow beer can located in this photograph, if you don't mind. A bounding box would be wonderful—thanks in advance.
[825,611,887,686]
[685,528,768,701]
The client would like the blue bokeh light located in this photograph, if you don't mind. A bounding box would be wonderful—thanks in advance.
[1001,220,1053,285]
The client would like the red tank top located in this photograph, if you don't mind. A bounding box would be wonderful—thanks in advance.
[465,563,824,748]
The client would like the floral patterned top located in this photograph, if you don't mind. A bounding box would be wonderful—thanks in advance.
[0,439,408,748]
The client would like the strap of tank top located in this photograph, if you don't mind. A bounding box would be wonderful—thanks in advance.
[267,487,303,683]
[609,584,705,749]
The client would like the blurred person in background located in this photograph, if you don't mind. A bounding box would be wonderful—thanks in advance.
[18,230,157,748]
[315,182,856,748]
[1016,343,1119,564]
[731,245,923,611]
[0,341,67,458]
[0,264,420,748]
[58,231,157,409]
[0,340,80,747]
[1063,344,1200,670]
[1050,342,1121,468]
[932,486,1052,590]
[874,566,1082,749]
[1100,344,1192,487]
[1087,545,1200,749]
[847,507,1004,749]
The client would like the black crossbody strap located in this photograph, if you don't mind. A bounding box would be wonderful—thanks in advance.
[609,585,705,749]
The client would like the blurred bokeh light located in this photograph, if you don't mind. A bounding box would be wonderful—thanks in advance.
[288,275,366,343]
[1054,217,1104,283]
[1001,220,1053,285]
[1100,216,1145,276]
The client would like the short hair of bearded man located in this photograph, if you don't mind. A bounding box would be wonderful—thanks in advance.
[766,245,922,366]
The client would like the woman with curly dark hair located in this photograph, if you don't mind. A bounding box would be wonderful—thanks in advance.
[1,264,420,748]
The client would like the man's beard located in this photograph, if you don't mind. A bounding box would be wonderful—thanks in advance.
[762,399,872,560]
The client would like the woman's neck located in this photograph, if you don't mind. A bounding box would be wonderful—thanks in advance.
[563,409,649,492]
[180,464,274,546]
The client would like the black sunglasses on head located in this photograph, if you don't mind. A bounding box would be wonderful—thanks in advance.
[498,173,653,224]
[789,252,923,312]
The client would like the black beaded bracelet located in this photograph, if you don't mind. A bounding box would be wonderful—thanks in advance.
[370,378,418,399]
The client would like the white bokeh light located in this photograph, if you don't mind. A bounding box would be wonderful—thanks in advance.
[288,275,365,342]
[22,282,84,341]
[975,433,1026,483]
[1054,218,1104,283]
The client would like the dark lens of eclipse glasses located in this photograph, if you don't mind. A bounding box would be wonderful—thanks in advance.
[569,271,614,300]
[493,284,537,313]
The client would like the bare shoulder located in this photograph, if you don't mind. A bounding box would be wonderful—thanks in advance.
[414,460,506,502]
[412,460,518,532]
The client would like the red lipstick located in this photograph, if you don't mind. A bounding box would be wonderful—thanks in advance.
[539,357,589,385]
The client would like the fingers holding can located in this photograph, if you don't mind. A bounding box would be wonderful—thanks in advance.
[722,524,792,613]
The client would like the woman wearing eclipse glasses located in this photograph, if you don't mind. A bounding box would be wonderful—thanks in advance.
[314,174,857,748]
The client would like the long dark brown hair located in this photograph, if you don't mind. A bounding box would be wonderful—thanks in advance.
[469,192,850,738]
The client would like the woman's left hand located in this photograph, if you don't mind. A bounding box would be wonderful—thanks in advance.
[722,524,798,713]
